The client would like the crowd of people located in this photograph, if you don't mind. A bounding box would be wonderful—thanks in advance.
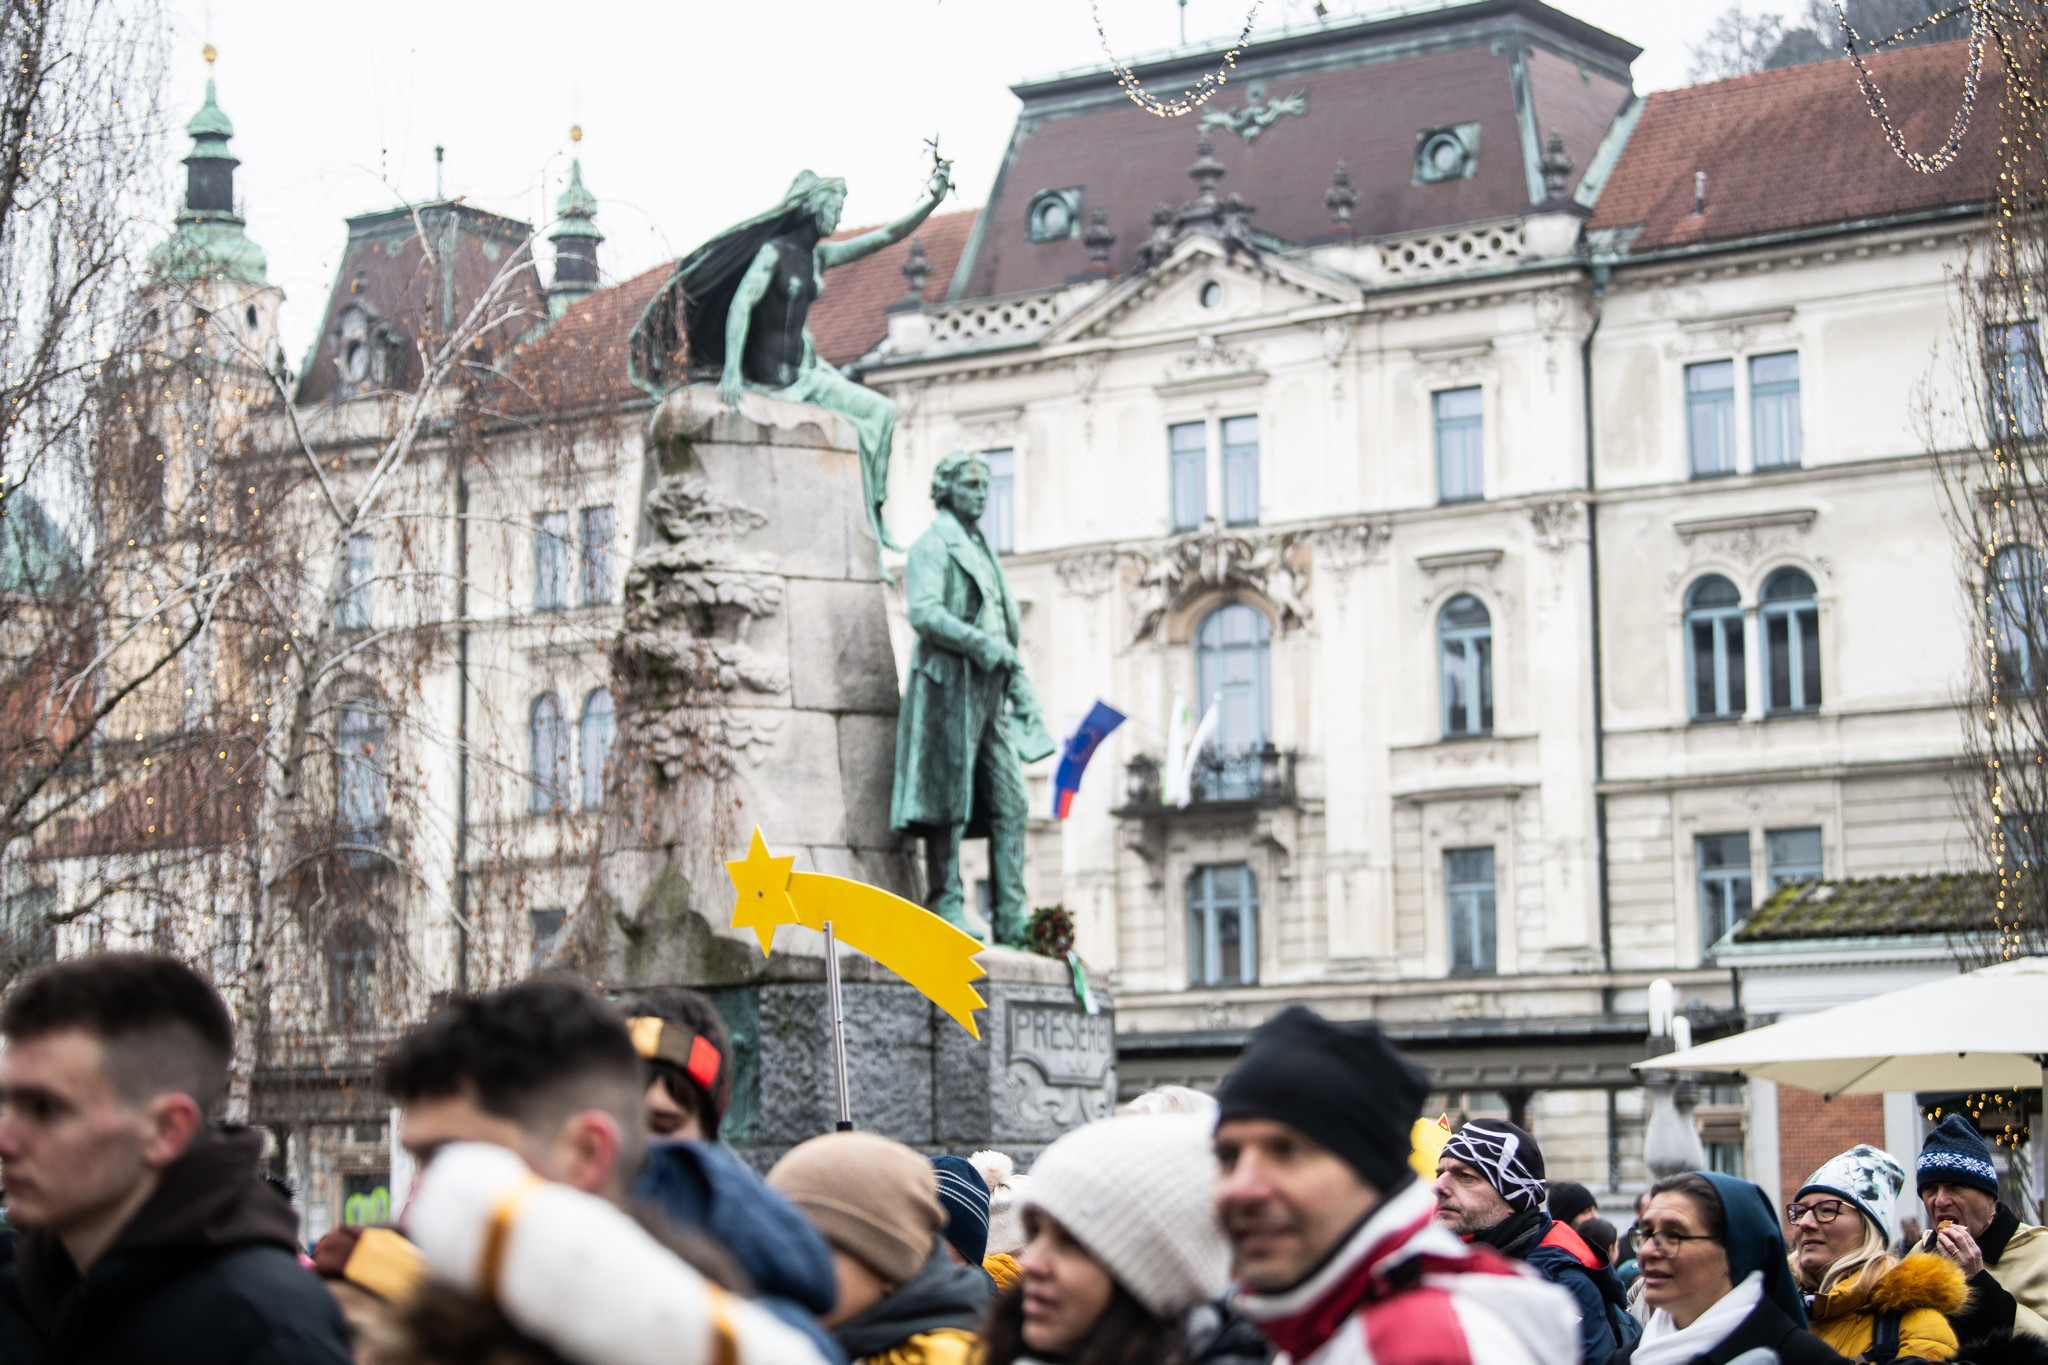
[0,953,2041,1365]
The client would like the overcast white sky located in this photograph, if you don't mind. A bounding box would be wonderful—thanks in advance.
[161,0,1802,365]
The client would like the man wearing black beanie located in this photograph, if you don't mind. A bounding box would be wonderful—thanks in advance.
[1215,1006,1578,1365]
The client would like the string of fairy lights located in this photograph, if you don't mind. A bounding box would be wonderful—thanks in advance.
[1832,0,1993,173]
[1090,0,1264,116]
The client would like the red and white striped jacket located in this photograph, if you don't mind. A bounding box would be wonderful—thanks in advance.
[1231,1177,1580,1365]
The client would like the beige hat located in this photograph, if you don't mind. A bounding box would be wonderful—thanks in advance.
[767,1132,944,1286]
[1023,1113,1231,1318]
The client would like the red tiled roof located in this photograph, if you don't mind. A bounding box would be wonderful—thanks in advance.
[1590,40,2000,251]
[810,209,976,365]
[34,743,257,860]
[496,261,672,417]
[493,209,977,414]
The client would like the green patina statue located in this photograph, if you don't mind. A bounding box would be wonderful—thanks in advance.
[629,160,951,569]
[890,452,1055,942]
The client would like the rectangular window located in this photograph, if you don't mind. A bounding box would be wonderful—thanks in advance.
[979,449,1015,553]
[1766,827,1824,889]
[1188,863,1258,987]
[535,511,573,611]
[1169,422,1207,531]
[1221,415,1259,526]
[1750,352,1802,469]
[579,505,615,606]
[1704,1141,1746,1179]
[1434,388,1484,503]
[337,534,374,629]
[1697,832,1753,952]
[1688,360,1737,476]
[1991,322,2046,439]
[1445,847,1496,975]
[530,908,566,967]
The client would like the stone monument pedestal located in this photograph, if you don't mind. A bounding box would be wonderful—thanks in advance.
[706,946,1114,1169]
[598,386,1114,1166]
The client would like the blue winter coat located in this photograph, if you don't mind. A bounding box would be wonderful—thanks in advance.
[632,1139,845,1364]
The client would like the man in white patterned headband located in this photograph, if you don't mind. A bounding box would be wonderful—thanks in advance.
[1437,1119,1640,1365]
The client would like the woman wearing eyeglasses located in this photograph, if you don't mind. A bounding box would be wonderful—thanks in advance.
[1788,1146,1967,1362]
[1611,1171,1843,1364]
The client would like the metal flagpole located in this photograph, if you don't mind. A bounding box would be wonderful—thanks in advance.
[824,920,853,1131]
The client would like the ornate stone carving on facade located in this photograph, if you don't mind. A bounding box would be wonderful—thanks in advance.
[1320,318,1355,399]
[619,472,788,781]
[1166,332,1260,384]
[1673,508,1816,569]
[1528,497,1581,554]
[1309,519,1393,576]
[1055,550,1118,600]
[1125,522,1310,644]
[1199,81,1307,144]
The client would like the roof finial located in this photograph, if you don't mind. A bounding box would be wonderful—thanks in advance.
[570,123,583,145]
[203,42,216,69]
[1539,130,1575,202]
[900,237,932,300]
[1083,206,1117,275]
[1324,162,1357,234]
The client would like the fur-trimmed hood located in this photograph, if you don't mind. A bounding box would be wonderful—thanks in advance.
[1870,1252,1971,1317]
[1810,1252,1970,1321]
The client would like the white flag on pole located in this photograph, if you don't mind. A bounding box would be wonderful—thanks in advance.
[1172,695,1221,808]
[1163,690,1191,804]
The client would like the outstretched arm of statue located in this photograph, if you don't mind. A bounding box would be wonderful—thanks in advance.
[718,244,778,407]
[818,162,953,269]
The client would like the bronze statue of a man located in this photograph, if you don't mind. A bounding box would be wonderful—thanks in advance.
[629,163,951,570]
[890,452,1054,942]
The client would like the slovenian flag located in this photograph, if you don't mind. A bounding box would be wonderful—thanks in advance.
[1051,701,1127,819]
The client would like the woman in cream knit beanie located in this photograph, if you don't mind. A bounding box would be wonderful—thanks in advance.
[981,1113,1231,1365]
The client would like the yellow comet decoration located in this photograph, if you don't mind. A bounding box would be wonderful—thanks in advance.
[1409,1112,1453,1180]
[726,827,989,1038]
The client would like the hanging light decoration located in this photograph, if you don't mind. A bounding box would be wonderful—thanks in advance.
[1091,0,1266,117]
[1829,1,2028,174]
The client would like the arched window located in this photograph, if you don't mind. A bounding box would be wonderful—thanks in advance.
[1686,576,1746,720]
[1439,594,1493,737]
[530,693,572,814]
[1760,568,1821,713]
[1993,545,2046,695]
[336,701,386,845]
[1187,863,1258,987]
[1195,605,1271,800]
[580,689,614,811]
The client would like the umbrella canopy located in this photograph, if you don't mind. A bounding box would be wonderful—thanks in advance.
[1635,956,2048,1097]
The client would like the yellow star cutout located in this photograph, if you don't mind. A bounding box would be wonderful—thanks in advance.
[725,827,798,954]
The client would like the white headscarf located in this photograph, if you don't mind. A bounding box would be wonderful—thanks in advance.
[1632,1270,1764,1365]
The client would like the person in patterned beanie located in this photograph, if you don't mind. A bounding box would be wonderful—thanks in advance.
[1918,1114,2048,1344]
[1434,1119,1638,1365]
[1791,1144,1966,1360]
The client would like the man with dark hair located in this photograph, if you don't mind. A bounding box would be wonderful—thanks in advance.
[619,986,731,1141]
[383,977,843,1363]
[0,953,352,1364]
[1216,1006,1578,1365]
[380,976,646,1202]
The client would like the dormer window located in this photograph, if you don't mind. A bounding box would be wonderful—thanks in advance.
[1415,124,1480,184]
[1026,187,1084,243]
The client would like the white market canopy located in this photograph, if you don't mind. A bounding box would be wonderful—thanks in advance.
[1635,956,2048,1097]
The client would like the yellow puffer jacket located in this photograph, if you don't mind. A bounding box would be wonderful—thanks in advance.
[853,1327,979,1365]
[1805,1252,1968,1361]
